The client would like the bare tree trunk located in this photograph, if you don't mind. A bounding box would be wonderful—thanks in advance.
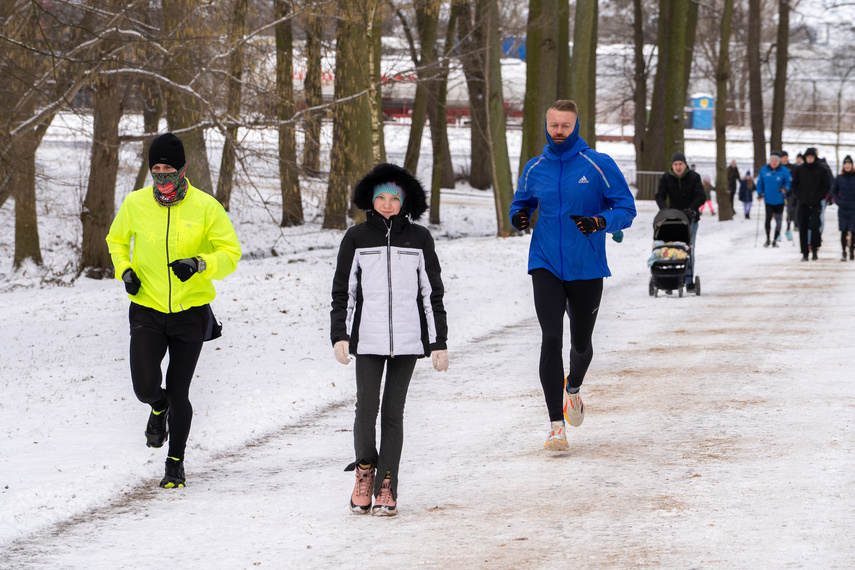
[436,6,457,189]
[557,0,571,98]
[402,1,440,174]
[161,0,214,194]
[302,8,323,176]
[133,78,163,192]
[8,10,42,268]
[715,0,735,221]
[81,67,122,278]
[682,0,699,99]
[369,3,386,164]
[479,0,514,236]
[519,0,558,174]
[216,0,248,211]
[748,0,766,175]
[632,0,647,173]
[456,0,492,190]
[663,0,688,164]
[642,0,670,171]
[770,0,789,153]
[276,0,303,226]
[324,0,374,229]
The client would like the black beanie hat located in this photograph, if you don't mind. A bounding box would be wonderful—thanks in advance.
[845,155,853,164]
[671,151,687,165]
[148,133,186,171]
[804,147,818,159]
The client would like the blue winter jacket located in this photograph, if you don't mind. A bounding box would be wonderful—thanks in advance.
[510,119,636,281]
[756,164,791,206]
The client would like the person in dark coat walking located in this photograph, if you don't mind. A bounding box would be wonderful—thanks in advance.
[781,151,798,239]
[831,155,855,261]
[738,170,755,219]
[792,147,833,260]
[727,160,740,208]
[656,151,706,289]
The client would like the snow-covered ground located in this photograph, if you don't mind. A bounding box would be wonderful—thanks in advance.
[2,117,855,567]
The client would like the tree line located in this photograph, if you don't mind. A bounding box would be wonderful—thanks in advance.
[0,0,823,278]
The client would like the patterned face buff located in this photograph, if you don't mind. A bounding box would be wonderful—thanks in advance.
[151,166,188,207]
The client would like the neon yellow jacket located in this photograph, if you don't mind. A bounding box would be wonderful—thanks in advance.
[106,181,241,313]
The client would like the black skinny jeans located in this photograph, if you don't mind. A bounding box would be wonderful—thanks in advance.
[353,354,418,500]
[797,203,823,255]
[531,269,603,422]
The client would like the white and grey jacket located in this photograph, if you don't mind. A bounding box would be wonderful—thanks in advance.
[330,211,447,357]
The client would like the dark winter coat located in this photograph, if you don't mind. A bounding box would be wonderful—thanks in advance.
[510,117,636,281]
[738,177,755,203]
[831,170,855,231]
[792,161,833,207]
[655,169,706,218]
[727,166,740,192]
[330,164,447,358]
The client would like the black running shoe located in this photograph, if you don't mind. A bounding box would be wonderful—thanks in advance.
[145,406,169,448]
[160,457,186,488]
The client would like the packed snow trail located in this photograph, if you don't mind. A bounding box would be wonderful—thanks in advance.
[3,204,855,568]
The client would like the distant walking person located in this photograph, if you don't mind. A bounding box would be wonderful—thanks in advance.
[727,160,740,208]
[510,100,636,452]
[655,152,705,289]
[831,154,855,261]
[106,133,242,489]
[781,151,798,239]
[738,170,755,219]
[700,175,716,216]
[792,147,833,261]
[756,151,791,247]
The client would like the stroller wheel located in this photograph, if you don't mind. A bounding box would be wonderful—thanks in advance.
[649,278,655,297]
[694,276,702,296]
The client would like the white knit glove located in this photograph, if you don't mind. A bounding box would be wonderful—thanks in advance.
[432,350,449,372]
[334,340,351,365]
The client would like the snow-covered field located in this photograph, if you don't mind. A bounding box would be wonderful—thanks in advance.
[2,118,855,567]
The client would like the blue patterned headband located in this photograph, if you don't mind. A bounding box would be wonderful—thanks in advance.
[372,182,404,206]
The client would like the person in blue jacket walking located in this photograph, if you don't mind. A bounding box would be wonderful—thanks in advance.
[509,99,636,452]
[756,151,792,247]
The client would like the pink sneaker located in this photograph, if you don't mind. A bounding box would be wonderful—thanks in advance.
[372,475,397,516]
[350,464,375,514]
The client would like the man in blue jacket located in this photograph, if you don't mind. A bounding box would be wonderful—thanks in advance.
[756,151,792,247]
[509,99,636,452]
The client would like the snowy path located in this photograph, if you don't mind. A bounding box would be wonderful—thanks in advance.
[3,206,855,568]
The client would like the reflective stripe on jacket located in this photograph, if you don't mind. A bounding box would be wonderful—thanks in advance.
[106,181,241,313]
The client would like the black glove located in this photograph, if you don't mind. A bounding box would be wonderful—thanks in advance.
[682,208,698,223]
[122,268,141,295]
[570,215,605,235]
[168,258,199,282]
[512,208,530,231]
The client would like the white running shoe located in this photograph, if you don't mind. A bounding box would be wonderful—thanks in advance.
[563,379,585,427]
[544,420,569,452]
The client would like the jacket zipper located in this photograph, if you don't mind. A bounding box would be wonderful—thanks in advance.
[558,158,564,279]
[385,220,394,357]
[166,207,173,313]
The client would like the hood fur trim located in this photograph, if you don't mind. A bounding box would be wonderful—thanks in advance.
[353,163,428,221]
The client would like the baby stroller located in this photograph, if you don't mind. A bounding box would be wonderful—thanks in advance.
[648,209,701,297]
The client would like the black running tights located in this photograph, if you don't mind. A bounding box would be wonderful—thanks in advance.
[130,330,203,460]
[765,203,784,240]
[531,269,603,422]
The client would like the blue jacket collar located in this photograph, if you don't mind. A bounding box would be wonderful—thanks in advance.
[544,117,589,159]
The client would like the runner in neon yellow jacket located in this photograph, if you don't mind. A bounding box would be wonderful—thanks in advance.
[106,179,241,312]
[106,133,241,490]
